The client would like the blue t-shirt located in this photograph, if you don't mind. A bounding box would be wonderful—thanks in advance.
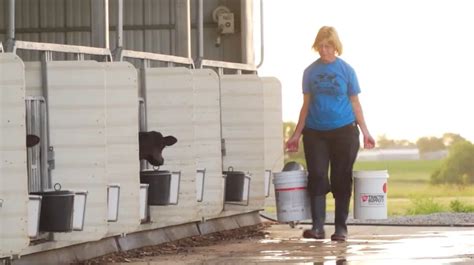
[302,57,361,131]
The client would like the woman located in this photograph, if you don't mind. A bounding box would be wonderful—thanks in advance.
[286,26,375,241]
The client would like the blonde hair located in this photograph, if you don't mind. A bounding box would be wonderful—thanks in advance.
[312,26,343,56]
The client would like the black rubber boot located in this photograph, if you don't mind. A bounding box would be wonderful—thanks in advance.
[331,196,350,241]
[303,195,326,239]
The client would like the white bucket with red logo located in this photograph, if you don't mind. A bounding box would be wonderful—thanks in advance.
[273,170,311,222]
[353,170,389,219]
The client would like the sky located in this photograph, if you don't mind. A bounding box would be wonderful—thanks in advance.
[257,0,474,143]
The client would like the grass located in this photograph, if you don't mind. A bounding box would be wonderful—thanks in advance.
[404,197,445,215]
[356,160,474,215]
[264,196,474,216]
[269,158,474,216]
[450,199,474,213]
[354,159,441,182]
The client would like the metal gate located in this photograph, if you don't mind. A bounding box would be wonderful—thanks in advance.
[25,96,50,192]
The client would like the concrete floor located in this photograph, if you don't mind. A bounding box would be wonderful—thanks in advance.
[114,223,474,264]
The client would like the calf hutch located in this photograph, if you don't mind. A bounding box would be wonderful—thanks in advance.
[0,0,283,264]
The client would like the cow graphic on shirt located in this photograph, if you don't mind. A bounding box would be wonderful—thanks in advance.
[313,73,341,96]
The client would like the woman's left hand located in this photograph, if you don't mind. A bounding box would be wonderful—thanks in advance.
[363,134,376,149]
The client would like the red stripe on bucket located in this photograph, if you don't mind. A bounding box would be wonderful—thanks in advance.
[275,187,306,192]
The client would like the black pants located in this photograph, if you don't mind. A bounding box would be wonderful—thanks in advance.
[302,123,360,199]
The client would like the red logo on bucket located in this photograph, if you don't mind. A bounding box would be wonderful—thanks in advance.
[361,195,369,202]
[360,193,385,206]
[383,183,387,193]
[275,187,306,192]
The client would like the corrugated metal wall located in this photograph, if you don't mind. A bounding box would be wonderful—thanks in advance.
[2,0,92,61]
[0,0,244,64]
[189,0,242,63]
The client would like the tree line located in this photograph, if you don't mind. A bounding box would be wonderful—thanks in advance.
[284,122,467,153]
[378,133,467,154]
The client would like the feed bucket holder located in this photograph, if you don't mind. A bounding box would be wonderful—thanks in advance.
[31,185,75,233]
[196,169,206,202]
[264,169,272,197]
[168,171,181,205]
[139,183,149,222]
[223,167,251,206]
[28,195,42,238]
[107,184,121,222]
[140,170,181,205]
[73,190,88,231]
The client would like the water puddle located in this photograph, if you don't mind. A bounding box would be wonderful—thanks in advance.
[118,226,474,264]
[254,229,474,264]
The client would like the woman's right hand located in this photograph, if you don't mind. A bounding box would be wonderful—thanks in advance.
[285,135,300,152]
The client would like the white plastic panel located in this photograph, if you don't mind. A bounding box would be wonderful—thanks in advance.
[102,62,141,235]
[107,184,120,222]
[243,176,250,203]
[73,191,88,231]
[142,67,198,229]
[139,184,149,222]
[0,54,29,258]
[264,170,272,198]
[27,195,42,238]
[261,77,284,206]
[220,75,265,212]
[191,69,223,218]
[169,171,181,205]
[195,169,205,202]
[46,61,107,242]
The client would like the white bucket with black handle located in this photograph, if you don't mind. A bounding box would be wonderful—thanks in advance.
[273,163,311,223]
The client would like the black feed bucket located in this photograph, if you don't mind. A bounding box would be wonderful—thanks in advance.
[31,190,75,232]
[140,170,171,205]
[223,168,246,202]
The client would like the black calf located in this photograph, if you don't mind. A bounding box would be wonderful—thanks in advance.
[139,131,177,167]
[27,134,40,148]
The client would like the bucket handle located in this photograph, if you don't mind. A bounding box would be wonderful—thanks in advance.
[227,166,234,172]
[264,170,271,197]
[54,183,62,191]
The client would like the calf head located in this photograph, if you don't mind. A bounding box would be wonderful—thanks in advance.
[139,131,177,166]
[26,134,40,148]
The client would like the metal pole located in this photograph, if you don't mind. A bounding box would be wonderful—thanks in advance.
[256,0,265,68]
[174,0,191,58]
[7,0,15,40]
[112,0,124,61]
[41,51,54,188]
[104,0,110,50]
[91,0,109,50]
[117,0,123,48]
[241,0,254,65]
[5,0,16,52]
[197,0,204,66]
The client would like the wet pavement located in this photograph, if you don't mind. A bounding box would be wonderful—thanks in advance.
[109,223,474,264]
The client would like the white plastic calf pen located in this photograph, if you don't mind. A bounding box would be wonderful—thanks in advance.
[0,54,283,261]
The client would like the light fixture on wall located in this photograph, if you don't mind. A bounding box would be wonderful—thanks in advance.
[212,6,235,47]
